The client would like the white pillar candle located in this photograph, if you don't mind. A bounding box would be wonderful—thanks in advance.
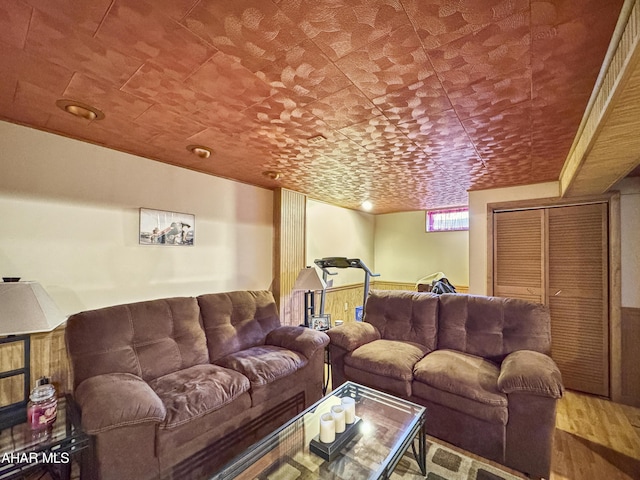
[319,413,335,443]
[331,405,346,434]
[341,397,356,424]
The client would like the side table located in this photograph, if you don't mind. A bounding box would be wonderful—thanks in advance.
[0,394,90,480]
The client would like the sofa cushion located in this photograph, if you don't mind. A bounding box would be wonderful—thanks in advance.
[215,345,307,387]
[413,350,508,425]
[198,291,281,362]
[67,297,209,386]
[149,364,250,429]
[437,294,551,363]
[364,290,439,349]
[345,339,429,382]
[413,350,507,407]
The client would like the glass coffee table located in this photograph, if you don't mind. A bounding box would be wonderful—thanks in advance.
[211,382,426,480]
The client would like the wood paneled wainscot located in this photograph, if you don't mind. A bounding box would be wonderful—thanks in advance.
[621,307,640,407]
[0,325,72,407]
[319,281,468,326]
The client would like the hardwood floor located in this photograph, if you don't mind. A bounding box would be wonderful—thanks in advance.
[552,390,640,480]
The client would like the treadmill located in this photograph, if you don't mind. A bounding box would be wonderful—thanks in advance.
[313,257,380,317]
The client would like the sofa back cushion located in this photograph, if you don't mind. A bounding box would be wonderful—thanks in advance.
[66,297,209,388]
[364,290,439,350]
[437,294,551,363]
[197,290,280,362]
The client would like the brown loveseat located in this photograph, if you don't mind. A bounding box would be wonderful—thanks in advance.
[328,290,564,479]
[66,290,329,480]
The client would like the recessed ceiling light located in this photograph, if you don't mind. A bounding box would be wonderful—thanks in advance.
[262,170,282,180]
[361,201,373,211]
[186,145,212,159]
[56,99,105,120]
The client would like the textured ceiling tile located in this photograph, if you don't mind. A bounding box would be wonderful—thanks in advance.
[144,0,200,23]
[429,13,530,93]
[335,24,433,98]
[64,73,153,121]
[186,52,275,109]
[0,0,626,213]
[396,108,472,153]
[278,0,410,61]
[122,62,220,117]
[15,80,60,113]
[96,0,218,81]
[373,73,452,123]
[531,0,622,26]
[447,67,531,120]
[182,0,306,72]
[463,102,532,166]
[403,0,529,50]
[532,6,621,100]
[0,43,74,96]
[21,0,112,35]
[25,10,144,86]
[255,40,351,106]
[135,104,208,139]
[306,86,382,129]
[338,115,412,152]
[430,148,484,182]
[0,0,32,49]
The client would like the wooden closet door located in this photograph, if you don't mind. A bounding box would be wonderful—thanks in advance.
[547,203,609,397]
[493,209,545,303]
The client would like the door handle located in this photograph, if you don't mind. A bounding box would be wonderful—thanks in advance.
[554,290,562,296]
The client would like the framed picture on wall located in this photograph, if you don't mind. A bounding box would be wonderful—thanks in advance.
[311,314,331,331]
[139,208,195,246]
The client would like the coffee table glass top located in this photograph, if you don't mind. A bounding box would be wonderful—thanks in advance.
[212,382,426,480]
[0,395,89,478]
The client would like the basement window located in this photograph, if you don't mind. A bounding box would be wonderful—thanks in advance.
[426,207,469,232]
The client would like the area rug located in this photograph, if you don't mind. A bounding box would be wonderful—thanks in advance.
[255,437,525,480]
[389,439,525,480]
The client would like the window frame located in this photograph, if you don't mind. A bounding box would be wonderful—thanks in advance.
[425,207,469,232]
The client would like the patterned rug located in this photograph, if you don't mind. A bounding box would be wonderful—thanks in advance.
[256,438,525,480]
[390,440,525,480]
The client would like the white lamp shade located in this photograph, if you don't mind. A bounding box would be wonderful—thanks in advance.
[293,267,326,291]
[0,282,66,335]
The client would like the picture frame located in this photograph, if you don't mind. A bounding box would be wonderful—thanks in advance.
[139,208,195,246]
[311,314,331,331]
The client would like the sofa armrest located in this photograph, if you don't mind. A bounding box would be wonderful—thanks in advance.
[75,373,166,434]
[266,326,329,359]
[326,322,381,352]
[498,350,564,399]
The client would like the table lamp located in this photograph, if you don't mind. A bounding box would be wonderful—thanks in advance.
[0,281,66,429]
[293,267,326,328]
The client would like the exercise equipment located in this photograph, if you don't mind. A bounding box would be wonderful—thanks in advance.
[314,257,380,316]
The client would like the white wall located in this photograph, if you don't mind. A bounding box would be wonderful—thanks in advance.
[305,199,375,287]
[0,122,273,315]
[615,176,640,307]
[468,182,560,295]
[374,211,469,288]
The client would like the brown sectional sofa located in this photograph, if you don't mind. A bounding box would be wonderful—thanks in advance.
[65,290,329,480]
[328,290,564,480]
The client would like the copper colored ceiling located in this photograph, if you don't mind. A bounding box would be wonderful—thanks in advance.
[0,0,625,214]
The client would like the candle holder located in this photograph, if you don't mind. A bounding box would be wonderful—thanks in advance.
[309,416,362,462]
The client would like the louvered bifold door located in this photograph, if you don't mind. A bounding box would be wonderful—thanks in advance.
[547,203,609,396]
[493,209,545,303]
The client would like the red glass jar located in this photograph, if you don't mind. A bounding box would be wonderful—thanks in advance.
[27,384,57,430]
